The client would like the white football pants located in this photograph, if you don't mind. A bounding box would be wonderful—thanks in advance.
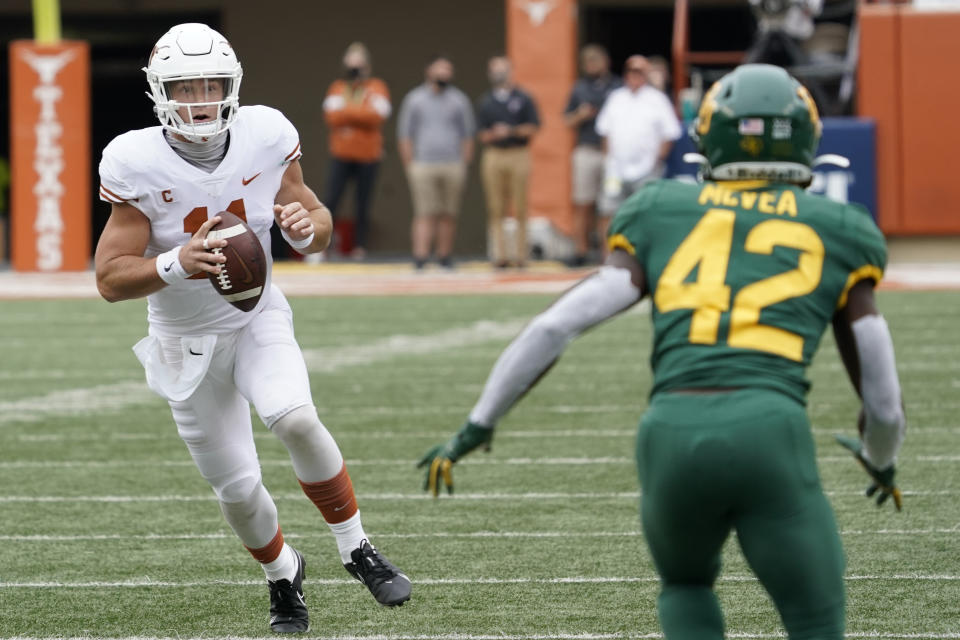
[157,293,342,549]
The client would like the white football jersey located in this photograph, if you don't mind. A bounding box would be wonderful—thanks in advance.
[99,106,303,337]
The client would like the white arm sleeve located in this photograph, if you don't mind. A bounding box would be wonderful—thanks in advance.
[469,266,642,427]
[851,314,906,470]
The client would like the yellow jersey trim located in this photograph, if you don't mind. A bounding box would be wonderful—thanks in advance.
[607,233,636,256]
[837,264,884,309]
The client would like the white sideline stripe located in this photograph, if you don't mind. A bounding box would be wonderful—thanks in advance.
[2,455,958,470]
[4,634,960,640]
[2,574,959,589]
[0,318,526,426]
[1,527,956,542]
[0,490,953,503]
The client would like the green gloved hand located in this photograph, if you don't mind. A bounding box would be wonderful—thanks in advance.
[835,434,903,511]
[417,421,494,497]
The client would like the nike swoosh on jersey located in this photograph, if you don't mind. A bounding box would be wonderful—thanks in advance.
[242,172,262,186]
[189,348,203,356]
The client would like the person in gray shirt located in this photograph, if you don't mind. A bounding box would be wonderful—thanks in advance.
[397,55,475,269]
[563,44,621,267]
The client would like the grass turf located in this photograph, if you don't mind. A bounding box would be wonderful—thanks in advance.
[0,291,958,638]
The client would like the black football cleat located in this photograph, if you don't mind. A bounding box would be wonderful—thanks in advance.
[268,548,309,633]
[344,539,411,607]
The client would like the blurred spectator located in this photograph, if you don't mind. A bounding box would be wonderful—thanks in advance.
[646,55,670,93]
[322,42,391,260]
[477,56,540,269]
[397,55,475,270]
[746,0,824,67]
[563,44,621,267]
[595,55,682,242]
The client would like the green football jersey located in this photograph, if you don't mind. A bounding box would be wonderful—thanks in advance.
[608,179,887,404]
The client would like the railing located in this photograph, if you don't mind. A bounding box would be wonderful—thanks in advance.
[671,0,745,104]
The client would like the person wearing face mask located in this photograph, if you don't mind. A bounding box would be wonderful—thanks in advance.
[476,56,541,269]
[397,55,476,270]
[563,44,622,267]
[321,42,391,260]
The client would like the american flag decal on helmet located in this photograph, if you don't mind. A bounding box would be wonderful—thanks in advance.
[738,118,765,135]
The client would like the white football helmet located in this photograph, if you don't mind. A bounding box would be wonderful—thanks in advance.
[143,23,243,142]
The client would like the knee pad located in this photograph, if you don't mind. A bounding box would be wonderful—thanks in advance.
[271,405,323,444]
[217,478,280,549]
[215,469,262,504]
[271,405,344,482]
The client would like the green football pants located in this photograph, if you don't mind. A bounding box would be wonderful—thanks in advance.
[636,389,845,640]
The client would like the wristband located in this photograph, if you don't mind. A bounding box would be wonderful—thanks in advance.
[444,421,495,461]
[155,246,190,284]
[282,228,315,250]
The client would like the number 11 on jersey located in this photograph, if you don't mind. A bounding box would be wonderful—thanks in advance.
[181,198,248,278]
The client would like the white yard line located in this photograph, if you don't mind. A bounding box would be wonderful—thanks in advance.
[11,425,960,443]
[11,429,643,443]
[1,575,958,590]
[0,457,636,470]
[0,527,955,543]
[0,490,953,503]
[0,382,158,426]
[4,634,960,640]
[0,319,526,426]
[1,455,958,470]
[302,319,524,372]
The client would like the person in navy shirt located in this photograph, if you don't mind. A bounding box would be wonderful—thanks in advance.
[476,56,540,268]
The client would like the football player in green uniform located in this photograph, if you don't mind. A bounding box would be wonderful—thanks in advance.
[418,64,906,639]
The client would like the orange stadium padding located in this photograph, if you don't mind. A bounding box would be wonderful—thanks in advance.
[507,0,577,235]
[857,5,902,233]
[898,9,960,234]
[858,5,960,235]
[10,40,90,271]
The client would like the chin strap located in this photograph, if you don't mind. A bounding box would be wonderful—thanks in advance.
[684,152,852,180]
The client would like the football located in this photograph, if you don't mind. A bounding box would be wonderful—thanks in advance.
[206,211,267,312]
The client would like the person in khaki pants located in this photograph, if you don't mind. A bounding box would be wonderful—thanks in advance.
[563,45,621,267]
[477,56,540,269]
[398,55,475,269]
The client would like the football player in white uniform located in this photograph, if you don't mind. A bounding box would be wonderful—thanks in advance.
[94,23,410,633]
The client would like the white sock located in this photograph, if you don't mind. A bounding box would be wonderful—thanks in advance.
[328,511,368,564]
[262,543,298,582]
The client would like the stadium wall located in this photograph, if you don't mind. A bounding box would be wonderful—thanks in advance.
[0,0,504,259]
[858,3,960,235]
[2,0,957,266]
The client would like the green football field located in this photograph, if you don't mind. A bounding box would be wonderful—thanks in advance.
[0,290,958,638]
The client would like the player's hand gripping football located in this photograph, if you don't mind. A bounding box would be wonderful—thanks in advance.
[417,421,494,497]
[835,434,903,511]
[181,215,227,275]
